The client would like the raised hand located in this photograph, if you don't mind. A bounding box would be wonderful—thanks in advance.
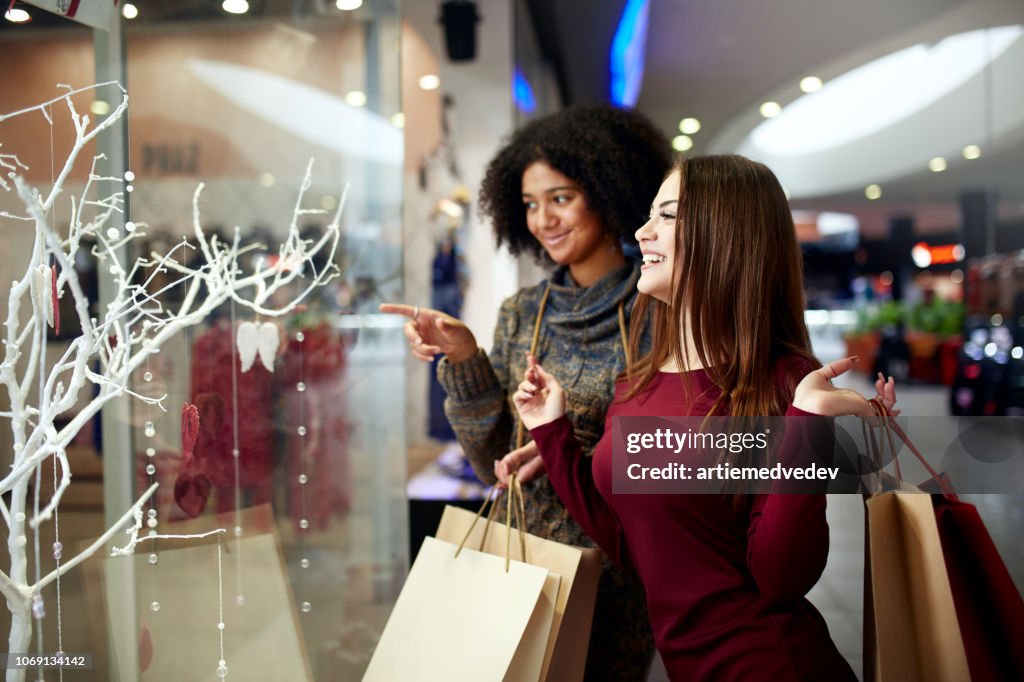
[493,440,547,489]
[512,356,566,431]
[378,303,478,363]
[793,356,900,417]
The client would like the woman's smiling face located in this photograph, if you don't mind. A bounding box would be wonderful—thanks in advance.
[522,161,606,268]
[634,170,680,304]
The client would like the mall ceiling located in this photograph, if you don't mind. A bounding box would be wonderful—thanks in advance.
[6,0,1022,237]
[526,0,1024,237]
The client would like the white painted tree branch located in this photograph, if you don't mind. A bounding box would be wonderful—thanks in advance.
[1,84,345,676]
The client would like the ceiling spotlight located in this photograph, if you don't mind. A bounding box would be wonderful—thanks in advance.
[390,113,406,128]
[122,3,139,19]
[336,0,363,9]
[962,144,982,160]
[678,117,701,134]
[418,74,441,90]
[345,90,367,107]
[865,184,882,200]
[928,156,947,172]
[799,76,823,93]
[672,135,694,152]
[259,172,275,188]
[4,8,31,22]
[759,101,781,118]
[90,100,111,116]
[222,0,249,15]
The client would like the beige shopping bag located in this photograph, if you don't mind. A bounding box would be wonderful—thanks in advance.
[362,536,559,682]
[436,497,602,681]
[865,492,970,682]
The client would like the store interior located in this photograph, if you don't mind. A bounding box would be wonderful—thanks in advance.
[0,0,1022,680]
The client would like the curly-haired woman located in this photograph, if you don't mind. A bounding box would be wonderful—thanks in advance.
[382,104,671,679]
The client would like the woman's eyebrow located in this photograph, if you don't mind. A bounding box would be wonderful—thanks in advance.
[658,199,679,208]
[522,185,576,197]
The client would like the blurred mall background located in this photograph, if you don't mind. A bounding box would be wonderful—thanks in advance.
[0,0,1021,679]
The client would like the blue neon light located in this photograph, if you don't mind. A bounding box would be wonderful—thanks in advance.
[513,67,537,114]
[609,0,651,107]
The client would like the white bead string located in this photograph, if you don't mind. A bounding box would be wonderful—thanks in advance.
[143,346,161,614]
[231,298,245,607]
[216,535,228,678]
[297,330,310,614]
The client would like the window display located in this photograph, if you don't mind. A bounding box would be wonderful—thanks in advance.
[1,4,404,680]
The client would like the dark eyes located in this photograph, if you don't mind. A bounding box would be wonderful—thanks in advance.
[523,195,573,209]
[660,211,676,220]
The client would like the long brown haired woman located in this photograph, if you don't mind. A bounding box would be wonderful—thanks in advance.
[505,155,896,680]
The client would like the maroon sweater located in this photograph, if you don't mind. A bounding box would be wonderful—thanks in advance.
[531,368,857,681]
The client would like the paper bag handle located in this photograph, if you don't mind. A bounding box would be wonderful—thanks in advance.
[867,398,956,498]
[454,473,528,572]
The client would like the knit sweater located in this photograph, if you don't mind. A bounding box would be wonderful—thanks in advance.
[437,261,655,680]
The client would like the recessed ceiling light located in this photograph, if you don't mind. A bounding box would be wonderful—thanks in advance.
[391,113,406,128]
[672,135,693,152]
[321,194,338,210]
[928,156,947,172]
[4,8,31,22]
[759,101,781,118]
[336,0,363,9]
[865,184,882,200]
[345,90,367,107]
[800,76,823,93]
[222,0,249,15]
[962,144,982,160]
[259,172,275,187]
[678,117,701,134]
[90,100,111,116]
[122,3,139,19]
[418,74,440,90]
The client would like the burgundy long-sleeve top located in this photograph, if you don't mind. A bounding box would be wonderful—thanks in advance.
[531,365,857,681]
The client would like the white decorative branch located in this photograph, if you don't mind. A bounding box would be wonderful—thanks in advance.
[1,84,344,680]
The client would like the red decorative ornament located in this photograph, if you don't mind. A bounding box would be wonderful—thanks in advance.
[174,471,212,519]
[139,623,154,672]
[181,402,200,467]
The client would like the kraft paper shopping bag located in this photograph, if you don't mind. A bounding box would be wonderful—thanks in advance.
[865,492,970,682]
[363,536,559,682]
[436,504,602,682]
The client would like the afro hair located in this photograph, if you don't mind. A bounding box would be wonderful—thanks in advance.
[478,103,672,262]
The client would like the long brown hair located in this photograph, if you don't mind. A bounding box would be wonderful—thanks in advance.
[625,154,818,416]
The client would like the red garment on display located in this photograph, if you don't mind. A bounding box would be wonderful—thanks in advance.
[531,362,856,681]
[191,319,275,512]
